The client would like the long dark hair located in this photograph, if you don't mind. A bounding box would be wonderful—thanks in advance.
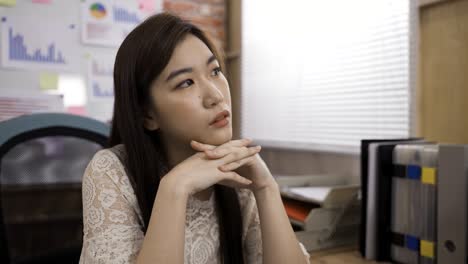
[109,13,244,263]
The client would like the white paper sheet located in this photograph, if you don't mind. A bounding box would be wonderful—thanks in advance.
[287,186,333,203]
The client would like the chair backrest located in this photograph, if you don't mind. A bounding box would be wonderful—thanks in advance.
[0,113,109,263]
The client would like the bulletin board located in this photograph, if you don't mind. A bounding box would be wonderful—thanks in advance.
[0,0,162,122]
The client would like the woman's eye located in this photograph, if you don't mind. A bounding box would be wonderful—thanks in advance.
[176,79,194,89]
[211,67,222,76]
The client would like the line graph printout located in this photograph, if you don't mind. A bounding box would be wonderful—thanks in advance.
[1,16,79,71]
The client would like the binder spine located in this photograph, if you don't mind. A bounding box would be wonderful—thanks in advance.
[437,145,468,264]
[391,145,438,264]
[419,146,438,264]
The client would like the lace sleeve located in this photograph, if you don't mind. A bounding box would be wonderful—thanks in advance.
[79,149,145,264]
[239,189,311,264]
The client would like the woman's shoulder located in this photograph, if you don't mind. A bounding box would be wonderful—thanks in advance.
[97,144,126,161]
[107,144,127,161]
[83,144,144,226]
[85,144,131,188]
[89,144,126,170]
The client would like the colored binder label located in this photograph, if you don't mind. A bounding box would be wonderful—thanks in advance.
[420,240,435,258]
[422,167,436,185]
[407,165,421,180]
[406,235,419,251]
[394,164,406,178]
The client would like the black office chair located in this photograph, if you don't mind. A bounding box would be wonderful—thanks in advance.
[0,113,109,264]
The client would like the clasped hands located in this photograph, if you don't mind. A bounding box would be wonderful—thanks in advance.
[190,138,276,192]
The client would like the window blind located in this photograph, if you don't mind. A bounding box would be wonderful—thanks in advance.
[241,0,416,154]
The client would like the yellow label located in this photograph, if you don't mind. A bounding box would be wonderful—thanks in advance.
[420,240,434,258]
[422,167,436,185]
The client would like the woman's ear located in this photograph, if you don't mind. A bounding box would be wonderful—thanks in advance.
[143,111,160,131]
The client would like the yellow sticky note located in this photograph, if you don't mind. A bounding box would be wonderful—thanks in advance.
[40,72,59,91]
[422,167,436,185]
[0,0,16,7]
[420,240,435,258]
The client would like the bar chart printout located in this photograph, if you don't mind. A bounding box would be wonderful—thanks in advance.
[1,16,78,71]
[87,52,115,100]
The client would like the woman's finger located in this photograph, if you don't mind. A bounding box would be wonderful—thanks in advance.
[217,171,252,187]
[191,138,252,152]
[206,145,259,160]
[206,142,260,159]
[190,140,213,151]
[218,155,257,172]
[219,145,261,164]
[218,180,252,189]
[190,140,216,151]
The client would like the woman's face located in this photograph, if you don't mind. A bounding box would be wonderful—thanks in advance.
[146,34,232,146]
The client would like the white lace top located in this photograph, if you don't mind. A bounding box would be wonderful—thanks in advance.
[79,145,310,264]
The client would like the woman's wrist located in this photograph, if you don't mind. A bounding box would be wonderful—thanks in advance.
[252,179,279,197]
[160,173,190,201]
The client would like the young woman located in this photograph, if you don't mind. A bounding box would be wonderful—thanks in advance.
[79,13,310,264]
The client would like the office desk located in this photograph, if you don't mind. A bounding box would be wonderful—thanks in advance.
[309,246,391,264]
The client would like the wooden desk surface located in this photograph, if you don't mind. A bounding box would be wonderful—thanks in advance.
[308,246,391,264]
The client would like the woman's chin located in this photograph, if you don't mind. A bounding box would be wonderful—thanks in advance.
[206,129,233,146]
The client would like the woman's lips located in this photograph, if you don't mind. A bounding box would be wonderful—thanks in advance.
[210,110,230,125]
[211,116,229,128]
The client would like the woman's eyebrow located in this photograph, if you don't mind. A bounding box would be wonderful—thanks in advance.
[207,54,217,65]
[165,55,218,82]
[166,67,192,82]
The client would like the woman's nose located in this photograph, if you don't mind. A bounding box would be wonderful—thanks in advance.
[202,81,224,108]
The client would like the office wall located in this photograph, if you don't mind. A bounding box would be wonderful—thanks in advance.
[163,0,226,48]
[0,0,226,121]
[418,0,468,144]
[0,1,115,121]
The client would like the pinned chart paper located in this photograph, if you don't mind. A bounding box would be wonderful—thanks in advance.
[1,16,79,71]
[81,0,161,47]
[87,52,115,100]
[0,92,64,122]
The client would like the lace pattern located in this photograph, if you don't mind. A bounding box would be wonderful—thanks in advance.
[79,145,310,264]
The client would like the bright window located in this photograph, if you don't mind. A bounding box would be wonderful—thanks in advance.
[241,0,417,153]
